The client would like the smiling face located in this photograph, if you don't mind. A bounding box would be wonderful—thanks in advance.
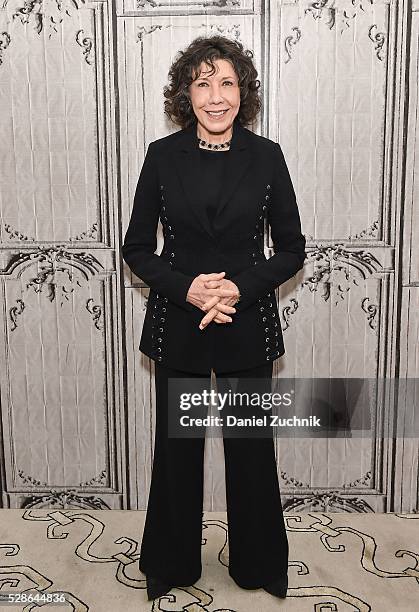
[188,58,241,143]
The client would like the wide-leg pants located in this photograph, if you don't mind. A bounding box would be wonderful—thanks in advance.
[138,361,289,589]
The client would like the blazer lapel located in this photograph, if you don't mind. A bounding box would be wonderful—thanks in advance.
[172,118,252,239]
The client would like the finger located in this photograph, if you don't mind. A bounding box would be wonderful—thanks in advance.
[201,296,220,311]
[202,308,233,326]
[211,303,236,314]
[214,313,232,323]
[206,288,238,297]
[199,308,218,330]
[214,296,236,307]
[201,272,225,280]
[200,307,233,328]
[203,294,236,310]
[204,280,222,288]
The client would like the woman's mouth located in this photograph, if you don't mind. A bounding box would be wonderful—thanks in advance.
[205,109,229,119]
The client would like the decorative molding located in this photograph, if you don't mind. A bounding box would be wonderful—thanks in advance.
[342,471,372,489]
[137,0,241,8]
[9,298,25,331]
[4,247,104,277]
[18,469,108,488]
[86,297,103,330]
[3,222,35,242]
[283,491,375,513]
[80,470,108,487]
[348,220,380,240]
[361,297,379,330]
[5,247,104,330]
[305,0,336,30]
[302,245,383,306]
[0,31,11,65]
[284,27,301,63]
[280,469,372,490]
[304,0,383,36]
[280,245,382,332]
[9,0,87,38]
[76,29,94,66]
[3,221,99,243]
[21,491,111,510]
[200,22,242,39]
[136,23,166,41]
[368,24,386,61]
[281,297,299,331]
[68,222,98,242]
[280,469,308,488]
[17,469,110,509]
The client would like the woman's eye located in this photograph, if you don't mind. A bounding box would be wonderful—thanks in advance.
[223,81,233,85]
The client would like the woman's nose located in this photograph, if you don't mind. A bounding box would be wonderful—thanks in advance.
[207,86,224,102]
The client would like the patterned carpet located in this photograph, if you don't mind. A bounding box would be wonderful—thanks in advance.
[0,510,417,611]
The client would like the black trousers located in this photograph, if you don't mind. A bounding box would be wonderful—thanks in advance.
[138,361,289,588]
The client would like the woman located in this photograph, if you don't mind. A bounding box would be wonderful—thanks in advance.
[122,35,306,601]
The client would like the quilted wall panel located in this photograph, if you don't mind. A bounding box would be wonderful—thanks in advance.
[0,0,417,512]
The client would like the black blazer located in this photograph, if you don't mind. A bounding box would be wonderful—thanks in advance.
[122,118,306,374]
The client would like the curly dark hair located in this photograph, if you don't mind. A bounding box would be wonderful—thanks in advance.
[163,35,262,129]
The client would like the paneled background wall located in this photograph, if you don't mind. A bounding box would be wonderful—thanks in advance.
[0,0,417,512]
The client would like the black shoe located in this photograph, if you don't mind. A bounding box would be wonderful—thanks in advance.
[146,575,173,600]
[263,575,288,599]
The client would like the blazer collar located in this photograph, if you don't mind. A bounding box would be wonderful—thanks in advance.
[172,117,252,239]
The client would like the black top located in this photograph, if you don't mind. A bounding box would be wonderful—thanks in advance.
[199,147,229,228]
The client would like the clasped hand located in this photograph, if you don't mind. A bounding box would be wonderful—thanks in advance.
[186,272,240,330]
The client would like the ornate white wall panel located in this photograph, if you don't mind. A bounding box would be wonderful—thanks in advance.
[0,1,125,509]
[0,0,417,512]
